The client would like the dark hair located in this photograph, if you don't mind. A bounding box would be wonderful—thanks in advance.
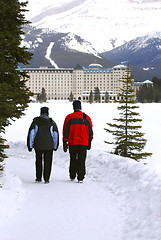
[40,107,49,115]
[73,100,81,110]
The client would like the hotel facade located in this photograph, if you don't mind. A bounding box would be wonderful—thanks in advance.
[23,63,129,102]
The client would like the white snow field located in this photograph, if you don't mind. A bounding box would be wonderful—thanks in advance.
[0,101,161,240]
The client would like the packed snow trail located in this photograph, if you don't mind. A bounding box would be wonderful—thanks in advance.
[1,102,161,240]
[1,144,123,240]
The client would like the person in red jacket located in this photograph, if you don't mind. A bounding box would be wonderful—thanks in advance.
[63,100,93,183]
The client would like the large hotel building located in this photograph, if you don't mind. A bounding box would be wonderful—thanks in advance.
[23,63,129,102]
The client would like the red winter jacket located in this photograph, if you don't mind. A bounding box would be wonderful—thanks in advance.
[63,111,93,146]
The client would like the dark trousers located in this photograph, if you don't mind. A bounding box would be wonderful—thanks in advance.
[35,150,53,182]
[69,145,87,181]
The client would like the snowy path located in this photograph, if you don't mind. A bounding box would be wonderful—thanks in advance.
[1,145,123,240]
[1,102,161,240]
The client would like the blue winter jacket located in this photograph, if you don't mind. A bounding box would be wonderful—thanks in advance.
[27,115,59,151]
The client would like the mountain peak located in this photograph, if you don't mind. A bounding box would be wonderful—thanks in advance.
[26,0,161,52]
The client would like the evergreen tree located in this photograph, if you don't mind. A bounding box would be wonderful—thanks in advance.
[37,87,47,103]
[136,77,161,103]
[94,87,101,102]
[137,85,148,103]
[36,93,41,102]
[105,91,109,103]
[104,66,152,161]
[153,77,161,91]
[69,91,74,102]
[0,1,33,168]
[152,77,161,102]
[89,90,93,104]
[41,88,47,102]
[137,84,154,103]
[153,87,161,102]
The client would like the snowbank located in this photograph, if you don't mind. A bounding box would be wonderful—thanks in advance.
[2,140,161,240]
[0,168,25,226]
[1,101,161,239]
[87,150,161,240]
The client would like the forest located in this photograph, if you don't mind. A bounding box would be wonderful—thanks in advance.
[137,77,161,103]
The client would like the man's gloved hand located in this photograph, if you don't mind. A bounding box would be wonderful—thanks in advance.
[87,141,91,150]
[63,140,68,152]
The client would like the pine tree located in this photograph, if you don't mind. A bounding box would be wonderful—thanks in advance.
[0,0,33,169]
[89,90,93,104]
[37,87,47,103]
[69,91,74,102]
[94,87,101,102]
[104,66,152,161]
[105,91,109,103]
[41,87,47,102]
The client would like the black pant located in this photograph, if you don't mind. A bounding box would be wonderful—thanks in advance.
[69,145,87,181]
[35,150,53,182]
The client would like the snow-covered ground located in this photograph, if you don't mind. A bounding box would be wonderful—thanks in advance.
[0,101,161,240]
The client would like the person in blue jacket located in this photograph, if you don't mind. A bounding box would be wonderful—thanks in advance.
[27,107,59,183]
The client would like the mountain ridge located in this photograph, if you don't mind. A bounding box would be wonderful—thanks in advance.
[21,0,161,80]
[26,0,161,52]
[101,32,161,78]
[21,26,160,81]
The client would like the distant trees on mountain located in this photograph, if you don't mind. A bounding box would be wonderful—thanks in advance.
[137,77,161,103]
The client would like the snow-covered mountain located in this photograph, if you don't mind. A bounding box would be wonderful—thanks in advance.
[21,25,114,69]
[20,0,161,79]
[101,32,161,77]
[21,26,160,81]
[25,0,161,53]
